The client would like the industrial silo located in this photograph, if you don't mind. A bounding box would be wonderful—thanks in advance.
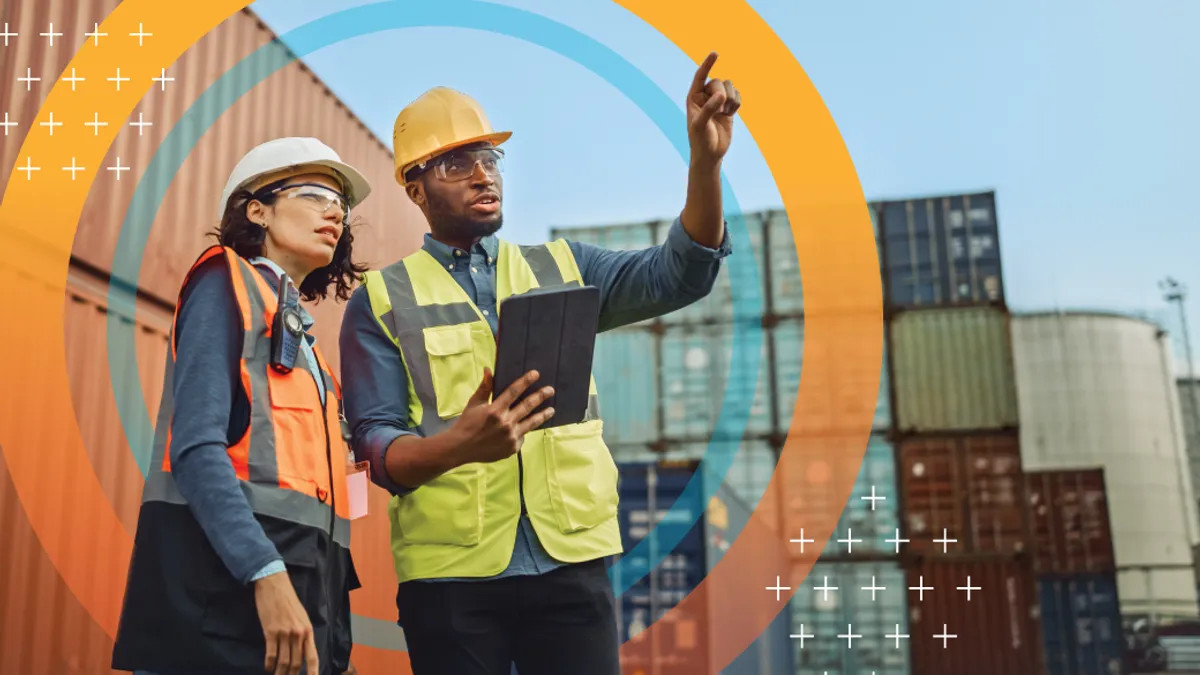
[1011,311,1200,621]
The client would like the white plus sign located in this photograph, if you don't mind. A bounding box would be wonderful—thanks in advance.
[107,67,130,91]
[886,624,910,649]
[152,68,175,91]
[85,23,108,46]
[934,624,957,649]
[130,112,153,136]
[789,528,815,554]
[85,112,108,136]
[2,23,18,46]
[861,484,886,511]
[62,68,85,91]
[18,68,40,91]
[838,624,862,649]
[862,575,887,602]
[934,528,958,554]
[1,113,17,136]
[886,528,909,554]
[838,528,863,554]
[108,157,131,180]
[815,576,839,602]
[957,576,981,602]
[129,23,152,46]
[40,22,63,46]
[909,575,933,602]
[765,576,791,602]
[17,157,40,180]
[789,624,814,648]
[62,158,86,181]
[40,112,63,136]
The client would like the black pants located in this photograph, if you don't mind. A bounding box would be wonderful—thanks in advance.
[396,559,620,675]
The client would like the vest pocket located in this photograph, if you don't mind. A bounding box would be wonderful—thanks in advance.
[394,464,485,546]
[543,420,619,533]
[423,324,479,420]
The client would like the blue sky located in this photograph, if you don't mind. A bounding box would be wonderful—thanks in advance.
[250,0,1200,367]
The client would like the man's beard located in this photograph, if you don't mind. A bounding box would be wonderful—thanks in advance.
[427,191,502,240]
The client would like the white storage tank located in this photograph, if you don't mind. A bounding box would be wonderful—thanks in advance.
[1011,311,1200,620]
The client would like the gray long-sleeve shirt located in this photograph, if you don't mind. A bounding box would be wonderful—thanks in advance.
[338,216,732,581]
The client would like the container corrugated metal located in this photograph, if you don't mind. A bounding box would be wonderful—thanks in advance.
[1026,469,1117,576]
[905,557,1046,675]
[651,214,767,325]
[592,327,660,446]
[889,306,1020,432]
[1012,312,1200,619]
[627,441,780,516]
[877,191,1005,310]
[1037,572,1125,675]
[788,561,912,675]
[897,434,1032,557]
[614,461,792,675]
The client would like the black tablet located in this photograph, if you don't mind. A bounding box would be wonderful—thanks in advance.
[491,284,601,430]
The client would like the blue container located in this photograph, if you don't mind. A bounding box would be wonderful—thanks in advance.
[1037,573,1125,675]
[799,434,901,559]
[592,327,660,446]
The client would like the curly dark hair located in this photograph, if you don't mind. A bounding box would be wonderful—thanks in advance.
[211,181,368,304]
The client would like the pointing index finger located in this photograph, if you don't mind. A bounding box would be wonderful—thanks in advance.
[690,52,718,97]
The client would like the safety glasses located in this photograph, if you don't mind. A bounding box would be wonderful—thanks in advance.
[423,147,505,183]
[266,183,350,216]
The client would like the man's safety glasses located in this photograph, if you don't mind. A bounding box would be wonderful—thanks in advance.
[420,147,505,183]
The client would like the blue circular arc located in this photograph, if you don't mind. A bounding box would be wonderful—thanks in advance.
[105,0,763,611]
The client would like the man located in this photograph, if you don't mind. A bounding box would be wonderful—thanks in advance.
[338,53,740,674]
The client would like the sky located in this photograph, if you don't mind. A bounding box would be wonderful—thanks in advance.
[249,0,1200,369]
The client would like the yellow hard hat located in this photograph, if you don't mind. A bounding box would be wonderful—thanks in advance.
[392,87,512,186]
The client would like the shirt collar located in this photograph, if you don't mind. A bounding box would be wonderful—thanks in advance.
[421,233,499,268]
[249,256,315,331]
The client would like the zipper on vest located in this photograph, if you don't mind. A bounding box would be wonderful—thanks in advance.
[518,452,527,515]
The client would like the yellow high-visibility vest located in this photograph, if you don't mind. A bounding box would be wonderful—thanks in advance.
[361,238,624,583]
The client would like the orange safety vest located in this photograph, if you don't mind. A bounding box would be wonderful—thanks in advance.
[113,245,359,674]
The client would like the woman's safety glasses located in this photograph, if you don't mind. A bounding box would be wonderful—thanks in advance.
[424,147,505,182]
[268,183,350,217]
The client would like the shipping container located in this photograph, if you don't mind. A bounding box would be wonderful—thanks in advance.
[1026,469,1117,576]
[1012,312,1200,619]
[876,190,1005,310]
[889,305,1020,433]
[905,557,1046,675]
[897,434,1032,557]
[614,461,793,675]
[787,560,912,675]
[592,327,661,446]
[1038,572,1125,675]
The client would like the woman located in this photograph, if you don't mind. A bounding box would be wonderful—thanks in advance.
[112,137,371,675]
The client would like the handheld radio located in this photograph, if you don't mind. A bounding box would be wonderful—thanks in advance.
[270,274,304,374]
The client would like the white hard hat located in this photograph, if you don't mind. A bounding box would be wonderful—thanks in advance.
[218,137,372,218]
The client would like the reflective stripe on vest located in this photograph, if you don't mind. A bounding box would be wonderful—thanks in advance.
[142,246,352,548]
[360,238,622,582]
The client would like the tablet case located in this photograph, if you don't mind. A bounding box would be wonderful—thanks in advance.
[491,284,601,430]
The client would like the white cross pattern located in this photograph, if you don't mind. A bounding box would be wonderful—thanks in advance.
[152,68,175,91]
[838,624,862,649]
[934,528,958,554]
[789,528,815,554]
[85,112,108,136]
[40,23,63,46]
[3,23,19,47]
[130,23,152,46]
[815,576,838,602]
[130,112,153,136]
[108,67,130,91]
[62,68,85,91]
[108,157,131,180]
[862,575,886,602]
[886,528,909,554]
[789,624,814,648]
[2,113,17,136]
[62,158,86,180]
[935,624,957,649]
[861,484,886,511]
[18,157,40,180]
[40,112,63,136]
[957,576,981,601]
[85,23,108,46]
[909,575,933,602]
[838,528,863,554]
[19,68,40,91]
[765,576,791,602]
[886,624,910,649]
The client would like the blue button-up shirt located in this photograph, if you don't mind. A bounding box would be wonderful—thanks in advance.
[338,216,732,582]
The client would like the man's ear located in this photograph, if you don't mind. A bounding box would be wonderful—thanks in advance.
[406,181,424,206]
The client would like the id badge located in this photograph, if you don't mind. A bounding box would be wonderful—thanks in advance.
[346,461,369,520]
